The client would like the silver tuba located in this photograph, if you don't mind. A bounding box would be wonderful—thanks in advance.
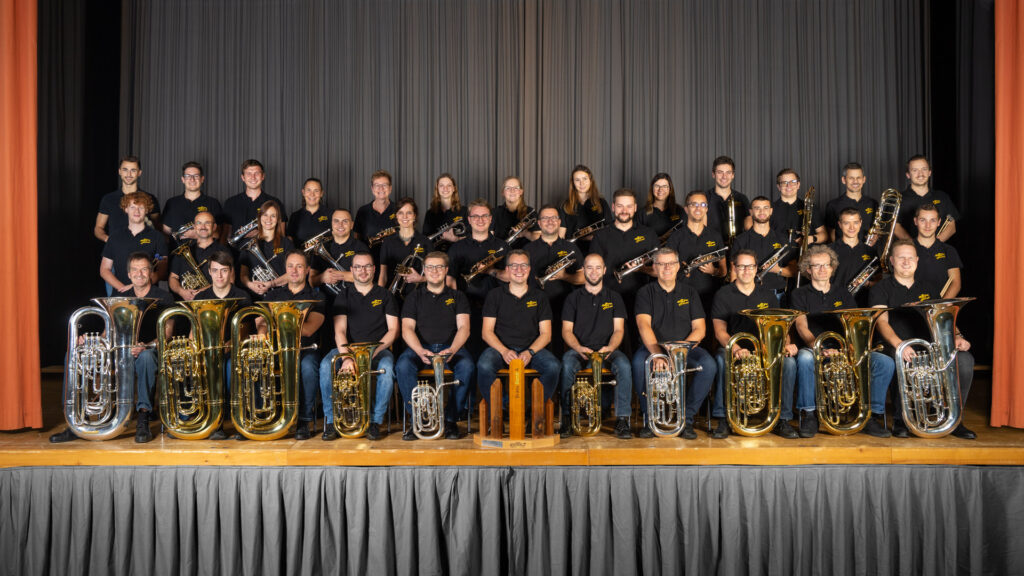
[644,340,701,437]
[411,353,459,440]
[64,297,157,440]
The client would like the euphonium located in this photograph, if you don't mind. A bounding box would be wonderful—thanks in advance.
[332,341,384,438]
[230,300,316,440]
[411,353,459,440]
[157,298,241,439]
[812,307,888,435]
[865,188,901,272]
[724,308,804,436]
[645,341,700,437]
[171,242,211,291]
[894,297,974,438]
[64,297,157,440]
[572,352,616,437]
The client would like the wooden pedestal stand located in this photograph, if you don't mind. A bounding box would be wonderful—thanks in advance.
[473,359,559,448]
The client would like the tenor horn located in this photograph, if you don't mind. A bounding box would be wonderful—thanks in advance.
[411,353,459,440]
[644,341,700,437]
[572,352,616,437]
[332,342,385,438]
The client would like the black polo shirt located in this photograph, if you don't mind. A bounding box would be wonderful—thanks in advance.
[731,227,793,291]
[589,222,658,294]
[240,237,294,280]
[706,190,750,239]
[287,206,332,245]
[193,285,253,329]
[868,276,941,342]
[170,240,229,283]
[830,240,875,289]
[770,197,824,237]
[482,285,553,351]
[491,203,537,248]
[561,286,626,350]
[524,237,583,303]
[638,207,683,238]
[333,284,399,344]
[129,285,175,344]
[264,283,327,348]
[98,189,160,234]
[790,282,857,339]
[665,224,725,295]
[711,282,777,336]
[354,201,397,242]
[102,226,169,285]
[897,188,960,237]
[162,193,224,233]
[914,239,962,290]
[447,234,506,304]
[824,194,878,240]
[423,207,468,238]
[223,191,287,229]
[560,198,611,239]
[401,285,470,346]
[314,235,369,273]
[634,281,705,343]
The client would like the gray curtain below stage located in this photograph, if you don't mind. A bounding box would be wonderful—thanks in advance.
[2,465,1022,576]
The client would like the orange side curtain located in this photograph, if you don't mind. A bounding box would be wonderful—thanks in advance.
[992,0,1024,428]
[0,0,41,430]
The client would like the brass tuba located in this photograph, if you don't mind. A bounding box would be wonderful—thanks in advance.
[812,307,888,435]
[411,353,459,440]
[894,297,974,437]
[331,342,384,438]
[230,300,317,440]
[156,298,241,439]
[572,352,616,437]
[864,188,901,272]
[724,308,804,436]
[644,341,700,437]
[64,297,157,440]
[171,242,211,291]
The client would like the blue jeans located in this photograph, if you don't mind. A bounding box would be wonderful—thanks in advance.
[395,343,475,423]
[713,349,797,420]
[890,349,973,419]
[319,348,395,425]
[298,350,321,423]
[477,347,560,402]
[796,349,894,415]
[631,346,716,425]
[134,349,158,411]
[559,350,632,418]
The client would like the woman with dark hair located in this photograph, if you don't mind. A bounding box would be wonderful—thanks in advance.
[639,172,683,238]
[422,173,468,250]
[287,177,331,245]
[491,176,538,247]
[378,197,434,298]
[559,164,610,250]
[240,200,293,296]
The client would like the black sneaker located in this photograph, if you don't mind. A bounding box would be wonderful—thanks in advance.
[711,419,731,439]
[773,420,799,439]
[135,410,153,443]
[558,418,573,439]
[614,417,632,439]
[402,426,417,441]
[892,419,910,438]
[681,423,698,440]
[951,423,977,440]
[49,429,76,443]
[862,417,891,438]
[636,424,654,439]
[209,426,228,440]
[322,427,338,441]
[798,411,818,438]
[367,422,383,440]
[444,421,461,440]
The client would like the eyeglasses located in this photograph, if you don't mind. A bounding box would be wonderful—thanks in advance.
[653,184,670,191]
[808,263,832,270]
[423,264,447,271]
[371,183,391,190]
[538,216,559,222]
[350,264,374,271]
[734,264,757,271]
[503,185,522,191]
[468,214,492,220]
[687,202,708,208]
[654,261,679,268]
[777,179,799,186]
[182,174,202,181]
[507,263,530,271]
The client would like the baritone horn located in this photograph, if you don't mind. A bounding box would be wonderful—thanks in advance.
[332,341,384,438]
[645,341,700,437]
[157,298,241,439]
[894,297,974,438]
[64,297,157,440]
[230,300,317,440]
[812,307,888,435]
[171,242,211,291]
[411,353,459,440]
[724,308,804,436]
[572,352,616,437]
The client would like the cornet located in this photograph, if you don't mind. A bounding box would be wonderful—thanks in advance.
[411,353,459,440]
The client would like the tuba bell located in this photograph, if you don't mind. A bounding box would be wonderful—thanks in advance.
[572,352,616,437]
[411,353,459,440]
[894,297,974,438]
[812,307,888,435]
[644,341,700,437]
[724,308,804,436]
[332,341,385,438]
[230,300,316,440]
[64,297,157,440]
[156,298,241,439]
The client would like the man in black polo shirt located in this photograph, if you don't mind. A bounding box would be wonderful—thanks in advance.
[260,250,325,440]
[709,249,795,439]
[318,252,399,441]
[590,188,658,297]
[310,209,368,298]
[791,245,893,438]
[731,196,796,304]
[354,170,398,251]
[94,155,160,242]
[824,162,877,242]
[558,253,632,439]
[913,203,962,298]
[169,211,228,301]
[161,161,223,243]
[524,205,584,353]
[830,208,877,301]
[631,247,717,439]
[100,192,169,295]
[395,252,474,440]
[705,156,751,244]
[222,159,287,245]
[870,240,976,439]
[770,168,826,244]
[447,199,507,356]
[665,190,728,332]
[477,250,560,409]
[894,155,960,241]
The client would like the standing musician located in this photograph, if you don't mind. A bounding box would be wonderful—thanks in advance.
[100,192,169,295]
[395,252,474,440]
[894,155,960,241]
[709,249,795,439]
[477,250,561,411]
[770,169,826,244]
[239,200,293,297]
[310,209,368,297]
[870,240,975,439]
[560,165,610,251]
[377,197,433,298]
[94,155,160,243]
[731,196,797,304]
[913,204,962,298]
[319,252,399,441]
[589,188,659,296]
[558,253,633,439]
[790,245,893,438]
[704,156,751,241]
[664,190,728,334]
[638,172,684,238]
[447,200,507,355]
[523,205,584,353]
[830,208,877,300]
[286,177,331,246]
[259,250,325,441]
[631,247,717,439]
[491,176,538,246]
[222,159,287,245]
[354,170,398,256]
[169,211,228,301]
[161,161,223,243]
[422,173,468,248]
[824,162,877,242]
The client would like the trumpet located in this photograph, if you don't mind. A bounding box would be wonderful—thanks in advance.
[756,242,796,282]
[537,253,576,288]
[304,233,347,295]
[388,243,424,296]
[865,188,901,272]
[301,228,332,253]
[172,242,211,291]
[427,219,467,243]
[172,222,194,242]
[227,216,260,247]
[368,226,398,248]
[462,211,536,283]
[795,186,816,287]
[614,247,659,282]
[682,246,729,276]
[332,342,384,438]
[568,220,605,242]
[572,352,616,437]
[240,236,279,283]
[411,353,459,440]
[644,341,701,437]
[847,256,879,295]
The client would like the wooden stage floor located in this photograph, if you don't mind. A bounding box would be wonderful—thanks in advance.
[2,373,1022,468]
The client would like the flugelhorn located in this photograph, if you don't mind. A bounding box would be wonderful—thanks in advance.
[864,188,901,272]
[644,340,701,437]
[894,297,973,438]
[411,353,459,440]
[537,253,576,288]
[240,236,279,283]
[572,352,616,437]
[171,242,211,291]
[724,308,804,436]
[157,298,241,439]
[388,243,424,296]
[331,341,384,438]
[227,216,260,247]
[63,297,157,440]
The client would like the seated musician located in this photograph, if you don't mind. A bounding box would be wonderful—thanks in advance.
[286,178,331,246]
[631,247,717,439]
[100,192,169,295]
[161,161,223,243]
[318,252,399,441]
[829,208,877,304]
[870,240,976,439]
[791,245,893,438]
[446,199,507,356]
[169,211,228,301]
[309,209,368,297]
[913,203,962,298]
[395,252,474,440]
[239,200,293,297]
[558,253,633,439]
[377,197,432,298]
[731,196,797,305]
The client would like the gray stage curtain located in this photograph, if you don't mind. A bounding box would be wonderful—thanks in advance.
[3,465,1022,575]
[117,0,926,214]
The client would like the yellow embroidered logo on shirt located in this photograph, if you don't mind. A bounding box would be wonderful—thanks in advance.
[706,240,717,247]
[388,214,396,220]
[865,208,875,214]
[197,206,208,212]
[756,302,769,309]
[343,250,355,258]
[772,243,781,250]
[918,293,931,301]
[274,247,284,254]
[676,298,689,307]
[834,301,844,308]
[933,199,941,205]
[670,214,681,222]
[526,300,538,308]
[371,299,383,307]
[936,253,946,260]
[634,235,646,243]
[318,216,328,222]
[445,298,455,306]
[601,302,613,311]
[862,254,871,261]
[139,238,151,245]
[414,246,425,254]
[487,249,497,255]
[557,250,568,258]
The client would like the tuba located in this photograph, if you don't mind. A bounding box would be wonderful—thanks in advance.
[812,307,888,435]
[331,342,384,438]
[864,188,901,272]
[157,298,241,439]
[572,352,616,437]
[724,308,805,436]
[411,353,459,440]
[644,341,701,437]
[894,297,973,437]
[230,300,316,440]
[64,297,157,440]
[171,242,211,291]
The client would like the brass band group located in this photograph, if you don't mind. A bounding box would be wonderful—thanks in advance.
[52,153,975,445]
